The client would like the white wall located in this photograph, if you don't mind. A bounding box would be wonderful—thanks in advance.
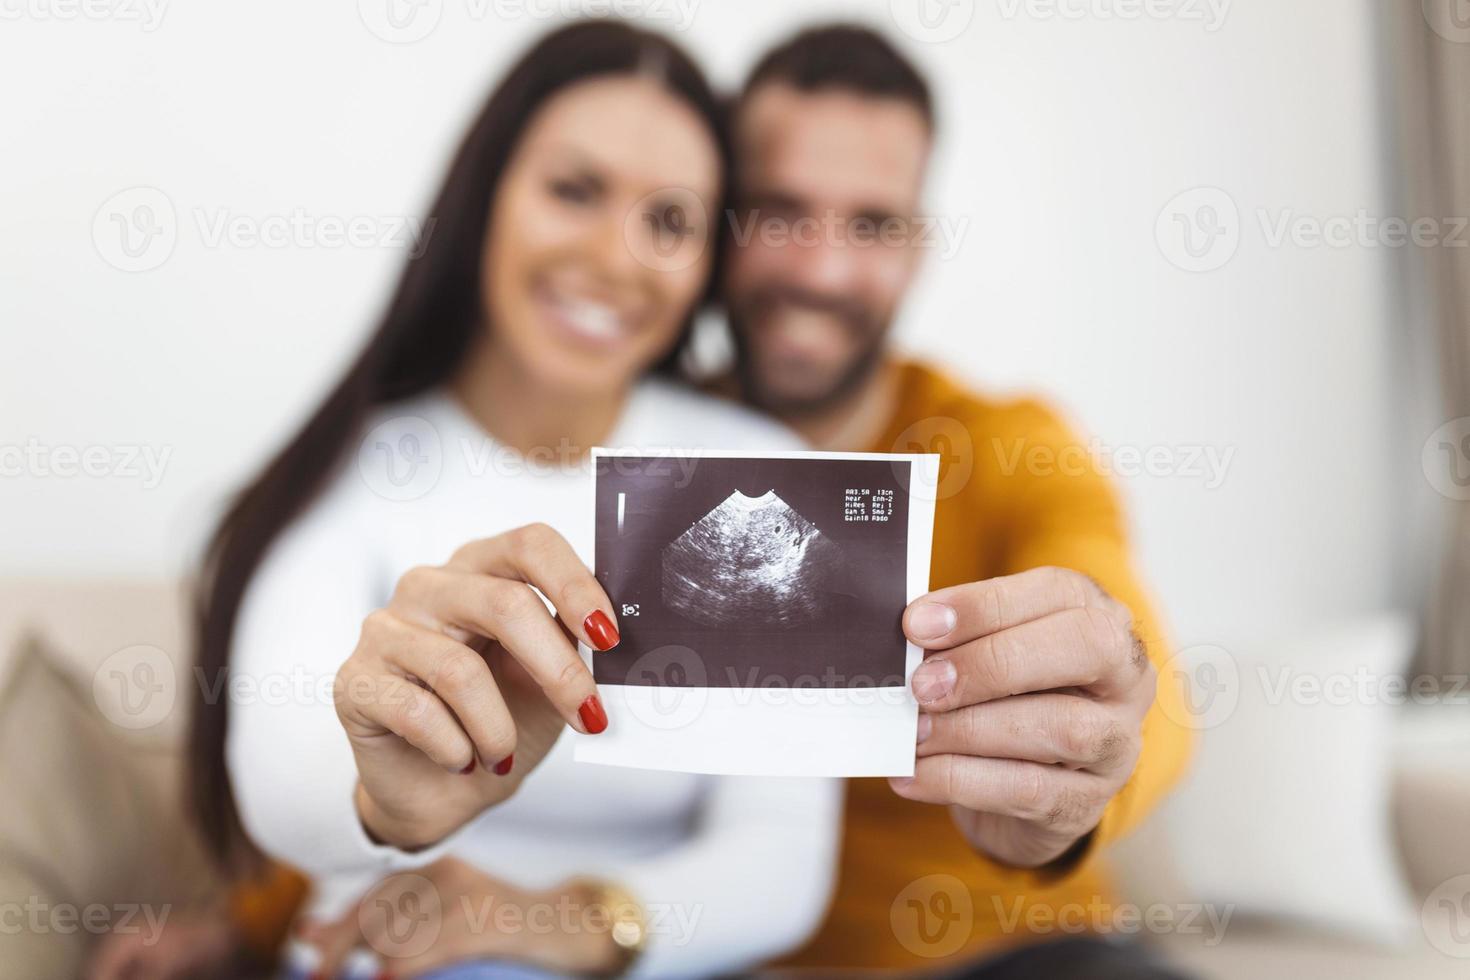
[0,0,1406,654]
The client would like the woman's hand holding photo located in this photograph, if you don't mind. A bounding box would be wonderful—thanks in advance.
[336,523,619,850]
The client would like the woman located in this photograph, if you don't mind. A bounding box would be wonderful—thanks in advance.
[188,20,839,979]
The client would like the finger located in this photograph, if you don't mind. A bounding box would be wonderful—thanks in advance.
[917,693,1140,775]
[392,565,602,734]
[904,566,1123,649]
[911,605,1138,710]
[379,616,517,771]
[338,655,476,773]
[447,523,620,651]
[889,754,1106,835]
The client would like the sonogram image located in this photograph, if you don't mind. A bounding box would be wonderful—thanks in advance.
[661,490,843,630]
[593,454,913,689]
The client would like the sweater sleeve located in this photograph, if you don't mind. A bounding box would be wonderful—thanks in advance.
[981,399,1194,883]
[609,775,843,978]
[225,482,466,895]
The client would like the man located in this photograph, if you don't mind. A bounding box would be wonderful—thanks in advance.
[723,25,1194,976]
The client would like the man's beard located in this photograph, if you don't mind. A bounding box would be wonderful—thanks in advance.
[728,284,889,419]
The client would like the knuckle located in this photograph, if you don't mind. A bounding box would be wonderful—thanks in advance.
[975,633,1020,696]
[1043,787,1088,832]
[552,656,589,694]
[1045,566,1093,609]
[512,522,557,559]
[359,609,399,646]
[486,579,538,623]
[428,649,480,696]
[393,564,438,603]
[1078,606,1129,675]
[1010,765,1050,819]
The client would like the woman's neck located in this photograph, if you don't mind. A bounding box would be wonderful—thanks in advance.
[450,338,629,459]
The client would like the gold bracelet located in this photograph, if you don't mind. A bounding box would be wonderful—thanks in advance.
[573,877,648,976]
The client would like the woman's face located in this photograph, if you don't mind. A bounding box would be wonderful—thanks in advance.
[480,75,722,395]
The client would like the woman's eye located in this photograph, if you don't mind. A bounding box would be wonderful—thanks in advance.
[647,203,695,238]
[550,178,596,204]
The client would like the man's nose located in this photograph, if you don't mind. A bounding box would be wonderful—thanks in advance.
[785,231,862,295]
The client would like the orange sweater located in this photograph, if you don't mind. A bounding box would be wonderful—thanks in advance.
[229,361,1192,972]
[778,359,1194,971]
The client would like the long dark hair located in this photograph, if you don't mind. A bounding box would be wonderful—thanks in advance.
[190,19,732,869]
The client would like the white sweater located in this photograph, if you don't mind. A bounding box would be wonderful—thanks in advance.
[225,379,842,978]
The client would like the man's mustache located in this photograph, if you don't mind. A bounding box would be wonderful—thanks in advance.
[739,285,875,335]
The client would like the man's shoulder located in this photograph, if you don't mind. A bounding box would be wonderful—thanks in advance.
[889,359,1078,446]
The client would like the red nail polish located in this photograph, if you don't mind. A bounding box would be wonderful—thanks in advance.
[460,758,476,775]
[494,754,514,776]
[583,610,620,651]
[579,695,608,734]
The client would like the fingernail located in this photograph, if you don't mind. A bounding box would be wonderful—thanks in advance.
[460,758,476,775]
[494,754,514,776]
[584,610,620,651]
[579,694,608,734]
[912,658,956,704]
[916,713,933,744]
[909,602,957,641]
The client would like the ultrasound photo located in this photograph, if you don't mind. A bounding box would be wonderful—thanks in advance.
[579,448,938,777]
[593,453,914,689]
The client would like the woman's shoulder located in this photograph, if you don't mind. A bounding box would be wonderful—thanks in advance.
[622,378,805,452]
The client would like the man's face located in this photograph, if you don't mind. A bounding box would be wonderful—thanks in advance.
[726,83,931,416]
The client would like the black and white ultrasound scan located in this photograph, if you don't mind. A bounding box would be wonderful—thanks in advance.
[577,449,939,777]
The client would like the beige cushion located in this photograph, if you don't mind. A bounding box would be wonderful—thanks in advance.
[0,631,222,979]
